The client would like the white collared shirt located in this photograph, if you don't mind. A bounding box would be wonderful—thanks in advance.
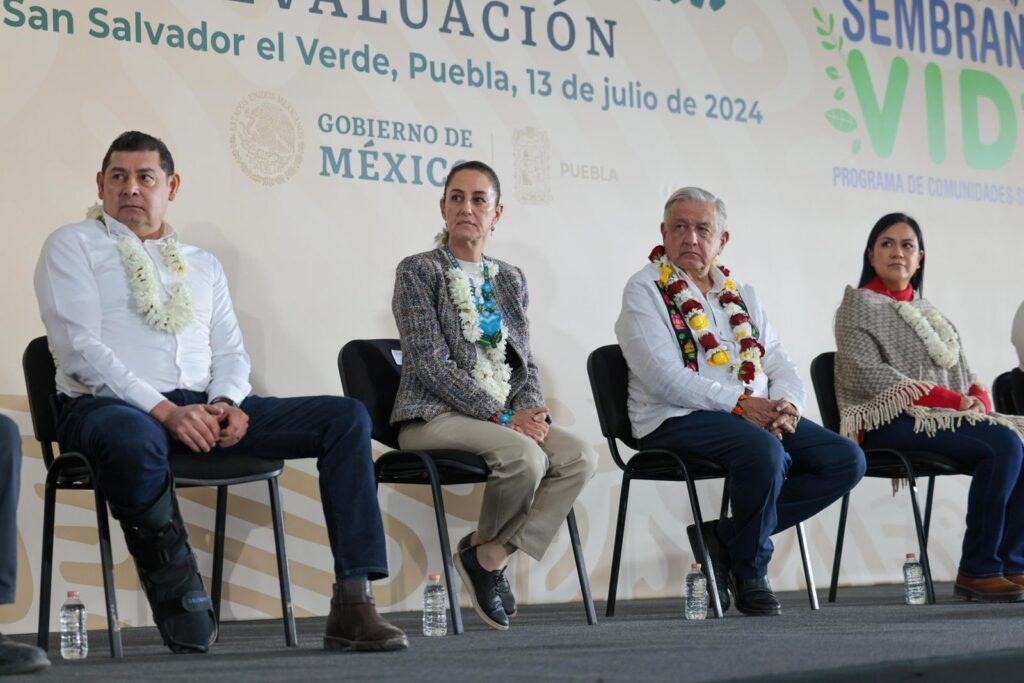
[615,261,805,439]
[34,213,251,413]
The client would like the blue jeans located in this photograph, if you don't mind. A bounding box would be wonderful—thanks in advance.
[0,415,20,603]
[863,416,1024,578]
[641,412,866,580]
[56,391,388,580]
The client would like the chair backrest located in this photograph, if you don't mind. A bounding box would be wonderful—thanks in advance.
[338,339,403,450]
[809,351,841,434]
[993,371,1016,414]
[586,344,637,463]
[22,335,59,466]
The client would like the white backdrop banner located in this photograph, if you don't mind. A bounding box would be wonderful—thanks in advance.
[1,0,1023,634]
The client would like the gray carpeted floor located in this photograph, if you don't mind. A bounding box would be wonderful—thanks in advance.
[7,583,1024,682]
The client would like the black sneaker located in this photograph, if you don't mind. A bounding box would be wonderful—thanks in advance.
[458,533,517,618]
[0,634,50,675]
[729,575,782,616]
[454,544,509,631]
[686,520,730,614]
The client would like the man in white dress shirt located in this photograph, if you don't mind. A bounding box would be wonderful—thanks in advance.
[34,131,407,653]
[615,187,865,616]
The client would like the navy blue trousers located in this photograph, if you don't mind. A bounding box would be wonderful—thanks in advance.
[864,416,1024,578]
[641,412,866,580]
[56,391,388,580]
[0,415,20,603]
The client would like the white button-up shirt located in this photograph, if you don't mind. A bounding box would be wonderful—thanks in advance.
[34,213,251,413]
[615,261,805,439]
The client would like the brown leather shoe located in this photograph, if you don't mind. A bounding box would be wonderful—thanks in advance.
[324,581,409,652]
[953,574,1024,602]
[1003,575,1024,588]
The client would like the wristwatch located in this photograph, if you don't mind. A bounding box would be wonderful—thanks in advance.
[210,396,237,408]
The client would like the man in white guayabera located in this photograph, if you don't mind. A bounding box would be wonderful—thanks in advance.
[614,186,866,616]
[34,131,407,654]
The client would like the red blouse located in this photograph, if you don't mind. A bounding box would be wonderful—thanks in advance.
[861,277,991,413]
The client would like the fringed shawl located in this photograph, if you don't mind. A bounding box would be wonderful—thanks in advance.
[834,286,1024,443]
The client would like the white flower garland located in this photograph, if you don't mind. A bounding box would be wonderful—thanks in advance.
[87,203,194,334]
[444,265,512,404]
[893,302,960,369]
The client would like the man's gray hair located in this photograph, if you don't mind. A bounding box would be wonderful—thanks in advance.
[663,187,728,232]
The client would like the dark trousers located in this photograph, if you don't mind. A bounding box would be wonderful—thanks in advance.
[56,390,388,580]
[863,416,1024,578]
[0,415,20,603]
[641,412,866,580]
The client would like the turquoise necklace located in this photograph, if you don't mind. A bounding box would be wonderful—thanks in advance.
[443,245,504,348]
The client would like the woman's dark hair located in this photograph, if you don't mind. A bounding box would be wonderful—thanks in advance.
[443,160,501,203]
[858,212,926,293]
[101,131,175,177]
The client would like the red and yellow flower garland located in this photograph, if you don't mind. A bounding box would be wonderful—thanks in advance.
[649,246,765,385]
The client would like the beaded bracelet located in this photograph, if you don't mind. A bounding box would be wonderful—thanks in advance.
[492,408,516,425]
[731,394,749,416]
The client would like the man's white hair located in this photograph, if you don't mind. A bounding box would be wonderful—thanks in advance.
[663,187,728,233]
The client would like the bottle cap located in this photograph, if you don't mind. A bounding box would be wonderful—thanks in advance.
[691,563,701,570]
[905,553,916,559]
[67,590,79,598]
[428,573,442,582]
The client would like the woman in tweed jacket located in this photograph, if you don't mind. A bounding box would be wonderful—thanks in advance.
[390,161,597,631]
[834,212,1024,603]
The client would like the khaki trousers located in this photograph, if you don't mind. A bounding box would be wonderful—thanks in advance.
[398,413,598,560]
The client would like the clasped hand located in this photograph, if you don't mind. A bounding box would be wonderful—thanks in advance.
[507,407,549,444]
[150,400,249,452]
[959,394,987,413]
[740,397,800,440]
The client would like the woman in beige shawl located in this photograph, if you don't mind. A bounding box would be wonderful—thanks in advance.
[835,212,1024,602]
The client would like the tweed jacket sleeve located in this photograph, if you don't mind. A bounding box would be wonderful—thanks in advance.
[392,252,506,421]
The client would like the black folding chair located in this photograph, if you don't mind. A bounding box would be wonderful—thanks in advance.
[810,351,973,604]
[586,344,819,619]
[992,369,1024,415]
[23,336,297,656]
[338,338,597,634]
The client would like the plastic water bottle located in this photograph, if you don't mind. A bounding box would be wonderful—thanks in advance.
[684,563,708,620]
[903,553,926,605]
[60,590,88,659]
[422,574,448,636]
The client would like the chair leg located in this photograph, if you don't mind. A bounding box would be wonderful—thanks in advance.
[268,478,298,647]
[828,493,850,603]
[93,491,123,658]
[565,509,596,625]
[403,453,464,635]
[37,480,56,652]
[899,462,936,604]
[683,473,723,619]
[796,522,819,610]
[606,474,632,618]
[211,486,228,638]
[719,476,730,520]
[923,476,936,543]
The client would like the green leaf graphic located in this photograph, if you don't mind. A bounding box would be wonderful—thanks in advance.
[822,41,836,50]
[817,26,829,36]
[852,139,862,154]
[834,87,846,100]
[826,66,840,80]
[814,7,824,23]
[826,109,858,133]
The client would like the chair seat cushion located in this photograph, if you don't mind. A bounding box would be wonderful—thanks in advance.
[376,449,490,485]
[863,449,974,479]
[171,453,284,486]
[626,450,726,481]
